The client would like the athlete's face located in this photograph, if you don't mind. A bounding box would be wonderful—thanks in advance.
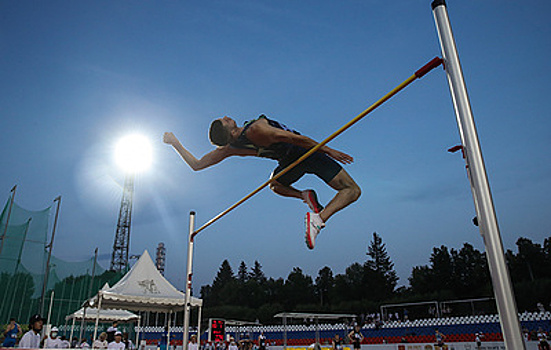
[220,116,237,129]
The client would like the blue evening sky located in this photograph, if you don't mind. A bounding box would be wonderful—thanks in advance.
[1,1,550,292]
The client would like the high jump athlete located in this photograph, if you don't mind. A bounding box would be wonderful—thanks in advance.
[164,114,360,249]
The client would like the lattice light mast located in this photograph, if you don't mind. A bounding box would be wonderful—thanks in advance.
[110,134,152,272]
[156,242,166,276]
[110,174,134,272]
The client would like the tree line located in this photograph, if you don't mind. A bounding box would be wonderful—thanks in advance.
[199,233,551,324]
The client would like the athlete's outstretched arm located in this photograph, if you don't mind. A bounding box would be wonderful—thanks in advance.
[163,132,256,171]
[245,119,354,164]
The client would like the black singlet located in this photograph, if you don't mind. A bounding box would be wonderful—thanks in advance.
[230,115,300,160]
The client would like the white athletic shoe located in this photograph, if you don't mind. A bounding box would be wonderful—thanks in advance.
[301,189,324,214]
[305,212,325,250]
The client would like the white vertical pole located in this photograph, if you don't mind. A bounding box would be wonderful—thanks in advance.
[431,1,525,349]
[70,317,76,344]
[197,306,202,344]
[93,293,103,342]
[135,316,141,349]
[167,311,172,350]
[46,290,55,329]
[183,212,196,350]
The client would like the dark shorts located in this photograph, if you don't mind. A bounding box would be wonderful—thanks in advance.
[272,145,342,186]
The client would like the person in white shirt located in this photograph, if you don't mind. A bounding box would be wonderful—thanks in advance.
[93,332,109,349]
[108,332,125,350]
[59,336,71,349]
[474,332,484,349]
[81,338,91,348]
[44,327,64,348]
[18,314,44,349]
[228,339,238,350]
[188,335,199,350]
[122,333,134,350]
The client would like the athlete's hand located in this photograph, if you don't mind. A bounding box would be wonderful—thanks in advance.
[163,132,178,145]
[326,147,354,164]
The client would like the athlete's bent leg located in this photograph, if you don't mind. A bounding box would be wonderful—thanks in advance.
[320,169,361,222]
[269,181,302,199]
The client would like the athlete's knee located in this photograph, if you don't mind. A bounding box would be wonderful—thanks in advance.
[349,183,361,202]
[269,182,279,193]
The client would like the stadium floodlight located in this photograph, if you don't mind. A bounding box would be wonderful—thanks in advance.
[114,134,152,173]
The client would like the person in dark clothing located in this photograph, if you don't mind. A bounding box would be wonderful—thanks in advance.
[164,115,360,249]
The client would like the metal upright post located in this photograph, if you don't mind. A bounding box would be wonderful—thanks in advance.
[183,211,196,350]
[431,1,525,349]
[0,185,17,256]
[40,195,61,315]
[80,248,98,341]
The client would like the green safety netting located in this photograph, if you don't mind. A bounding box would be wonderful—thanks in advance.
[0,195,116,326]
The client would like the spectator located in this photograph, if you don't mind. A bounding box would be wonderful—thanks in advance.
[474,332,484,350]
[188,335,199,350]
[523,328,530,342]
[227,339,238,350]
[19,314,44,349]
[108,331,125,350]
[107,322,119,343]
[72,337,80,348]
[2,318,21,348]
[60,336,71,349]
[44,327,63,348]
[538,327,550,350]
[81,338,91,348]
[347,325,363,350]
[258,332,266,350]
[331,334,343,350]
[434,329,446,350]
[204,342,215,350]
[122,333,134,350]
[93,332,109,349]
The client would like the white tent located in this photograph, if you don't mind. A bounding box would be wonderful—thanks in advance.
[90,251,203,342]
[67,308,140,322]
[66,307,140,343]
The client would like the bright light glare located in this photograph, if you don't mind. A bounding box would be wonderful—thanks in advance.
[114,134,153,173]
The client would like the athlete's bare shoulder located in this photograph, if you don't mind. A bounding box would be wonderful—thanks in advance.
[245,118,284,146]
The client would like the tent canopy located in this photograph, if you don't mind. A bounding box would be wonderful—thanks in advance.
[66,307,139,322]
[92,250,202,312]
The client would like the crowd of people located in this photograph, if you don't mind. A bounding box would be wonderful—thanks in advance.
[2,313,550,349]
[0,316,135,349]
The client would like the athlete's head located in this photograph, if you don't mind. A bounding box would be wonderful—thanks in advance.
[209,116,237,146]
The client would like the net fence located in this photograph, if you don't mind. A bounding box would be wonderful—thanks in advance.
[0,194,122,327]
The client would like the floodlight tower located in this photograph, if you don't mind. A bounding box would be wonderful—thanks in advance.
[156,242,166,276]
[110,134,152,272]
[110,175,134,272]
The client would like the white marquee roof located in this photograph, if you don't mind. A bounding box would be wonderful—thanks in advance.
[93,250,202,312]
[66,307,139,322]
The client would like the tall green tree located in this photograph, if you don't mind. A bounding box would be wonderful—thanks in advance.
[250,261,267,284]
[284,267,314,308]
[210,260,236,306]
[315,266,334,306]
[449,243,490,297]
[365,232,398,299]
[430,245,454,292]
[237,261,249,283]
